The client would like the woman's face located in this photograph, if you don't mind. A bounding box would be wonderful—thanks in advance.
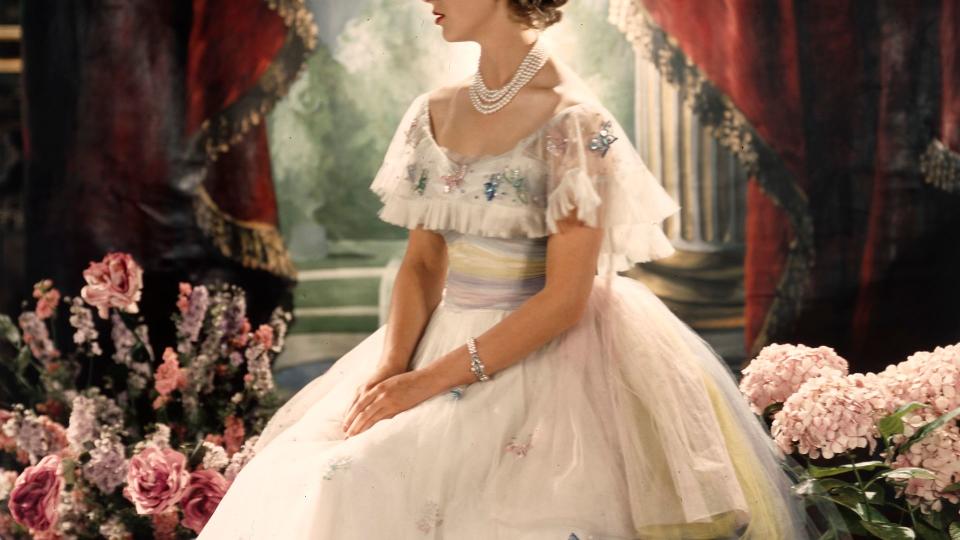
[422,0,504,42]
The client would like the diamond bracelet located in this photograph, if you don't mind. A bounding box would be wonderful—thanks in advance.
[466,337,490,382]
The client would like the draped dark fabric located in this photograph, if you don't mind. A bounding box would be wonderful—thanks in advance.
[20,0,314,354]
[634,0,960,372]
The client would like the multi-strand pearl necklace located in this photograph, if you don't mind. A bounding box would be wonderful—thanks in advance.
[468,39,548,115]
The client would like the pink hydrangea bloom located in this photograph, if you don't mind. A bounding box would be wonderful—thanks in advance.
[879,344,960,415]
[886,410,960,513]
[772,372,891,459]
[739,343,849,414]
[80,252,144,319]
[179,469,230,533]
[122,446,190,515]
[7,454,62,532]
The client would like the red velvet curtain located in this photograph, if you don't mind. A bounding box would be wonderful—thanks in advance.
[21,0,314,355]
[637,0,960,371]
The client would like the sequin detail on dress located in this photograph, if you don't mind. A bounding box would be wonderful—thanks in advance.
[588,120,618,157]
[407,164,428,196]
[414,501,444,533]
[441,163,468,194]
[322,456,352,480]
[483,172,502,201]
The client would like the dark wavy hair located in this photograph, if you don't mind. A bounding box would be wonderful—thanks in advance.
[506,0,568,30]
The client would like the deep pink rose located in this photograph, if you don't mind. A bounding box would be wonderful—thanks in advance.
[80,252,144,319]
[180,469,230,533]
[122,446,190,515]
[7,454,62,532]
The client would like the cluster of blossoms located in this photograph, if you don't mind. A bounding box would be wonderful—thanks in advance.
[738,343,849,414]
[741,341,960,517]
[771,372,891,458]
[885,410,960,513]
[0,252,289,537]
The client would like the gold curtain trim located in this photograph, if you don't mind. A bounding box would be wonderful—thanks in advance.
[193,185,298,280]
[191,0,317,279]
[196,0,318,162]
[609,0,815,360]
[920,138,960,193]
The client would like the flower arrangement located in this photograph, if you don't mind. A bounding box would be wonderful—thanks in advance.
[0,252,290,538]
[740,342,960,538]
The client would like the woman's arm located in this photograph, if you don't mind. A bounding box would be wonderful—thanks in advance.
[379,228,448,369]
[343,214,603,436]
[345,227,448,408]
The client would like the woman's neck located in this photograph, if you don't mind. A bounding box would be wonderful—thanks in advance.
[475,29,540,89]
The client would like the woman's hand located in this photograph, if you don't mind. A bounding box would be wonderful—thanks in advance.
[341,369,439,438]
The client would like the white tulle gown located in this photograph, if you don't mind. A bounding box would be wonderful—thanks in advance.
[197,90,822,539]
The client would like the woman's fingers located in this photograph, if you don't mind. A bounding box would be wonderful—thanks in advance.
[346,400,386,437]
[342,386,376,431]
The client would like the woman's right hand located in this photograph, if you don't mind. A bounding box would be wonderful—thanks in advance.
[342,362,408,431]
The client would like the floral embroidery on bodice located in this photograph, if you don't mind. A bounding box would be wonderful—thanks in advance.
[369,91,682,274]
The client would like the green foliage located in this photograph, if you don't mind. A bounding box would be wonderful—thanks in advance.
[267,0,638,256]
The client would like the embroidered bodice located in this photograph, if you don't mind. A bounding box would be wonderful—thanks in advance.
[369,91,681,295]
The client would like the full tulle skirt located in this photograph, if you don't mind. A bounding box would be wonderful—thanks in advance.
[198,275,814,539]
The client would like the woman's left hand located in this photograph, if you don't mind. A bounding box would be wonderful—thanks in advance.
[341,370,439,437]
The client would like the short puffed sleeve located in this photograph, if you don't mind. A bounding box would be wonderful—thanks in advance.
[369,93,429,202]
[542,102,681,274]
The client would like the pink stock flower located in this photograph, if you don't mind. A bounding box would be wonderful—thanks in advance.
[80,252,144,319]
[772,372,892,459]
[739,343,849,414]
[151,510,180,540]
[253,324,273,350]
[7,454,63,532]
[176,282,192,314]
[179,469,230,533]
[18,312,60,362]
[122,446,190,515]
[32,280,61,321]
[223,415,245,456]
[154,347,188,398]
[223,436,260,482]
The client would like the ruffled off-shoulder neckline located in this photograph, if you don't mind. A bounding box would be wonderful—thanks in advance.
[417,92,595,165]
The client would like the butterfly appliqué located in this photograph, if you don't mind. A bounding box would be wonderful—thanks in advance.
[407,164,428,196]
[440,163,468,194]
[484,168,528,203]
[588,119,618,157]
[484,172,503,201]
[545,131,568,156]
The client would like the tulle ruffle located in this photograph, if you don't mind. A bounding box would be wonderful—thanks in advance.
[202,276,822,539]
[368,92,681,274]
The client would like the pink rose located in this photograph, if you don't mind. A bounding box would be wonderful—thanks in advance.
[80,252,144,319]
[7,454,63,532]
[179,469,230,533]
[122,446,190,515]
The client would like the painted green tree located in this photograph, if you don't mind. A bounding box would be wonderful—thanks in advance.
[268,0,636,259]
